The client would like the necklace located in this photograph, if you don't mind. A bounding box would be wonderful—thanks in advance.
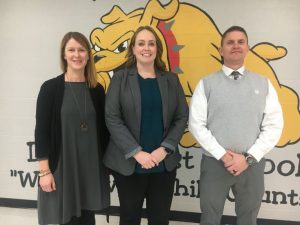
[65,73,89,132]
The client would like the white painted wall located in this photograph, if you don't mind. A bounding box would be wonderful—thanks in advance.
[0,0,299,223]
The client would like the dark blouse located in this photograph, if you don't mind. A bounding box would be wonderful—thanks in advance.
[136,74,165,173]
[34,74,109,172]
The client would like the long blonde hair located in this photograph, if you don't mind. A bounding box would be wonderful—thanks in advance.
[60,32,97,87]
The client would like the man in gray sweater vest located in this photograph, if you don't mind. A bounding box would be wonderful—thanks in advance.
[189,26,283,225]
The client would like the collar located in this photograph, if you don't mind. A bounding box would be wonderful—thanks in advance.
[222,65,245,77]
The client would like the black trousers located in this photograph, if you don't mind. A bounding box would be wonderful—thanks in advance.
[112,170,177,225]
[60,210,95,225]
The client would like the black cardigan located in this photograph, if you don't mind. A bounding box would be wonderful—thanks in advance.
[34,74,109,172]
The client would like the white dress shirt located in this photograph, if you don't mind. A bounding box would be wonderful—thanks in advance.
[188,65,284,162]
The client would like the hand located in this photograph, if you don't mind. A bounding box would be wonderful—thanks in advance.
[39,173,56,192]
[224,150,248,176]
[151,147,168,164]
[221,152,233,165]
[134,151,158,169]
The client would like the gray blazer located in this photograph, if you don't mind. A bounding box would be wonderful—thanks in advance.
[103,67,188,176]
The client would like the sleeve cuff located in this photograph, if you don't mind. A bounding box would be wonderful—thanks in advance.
[125,146,143,159]
[37,157,49,161]
[161,142,175,152]
[213,148,227,160]
[247,147,264,162]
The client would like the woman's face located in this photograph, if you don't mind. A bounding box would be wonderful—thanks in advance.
[132,29,157,66]
[64,38,89,72]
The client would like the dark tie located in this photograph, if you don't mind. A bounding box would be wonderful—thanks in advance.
[231,71,240,80]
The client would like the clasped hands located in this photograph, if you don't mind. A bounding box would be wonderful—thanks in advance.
[134,146,168,169]
[221,150,249,176]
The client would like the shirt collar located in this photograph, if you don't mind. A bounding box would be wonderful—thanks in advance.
[222,65,245,76]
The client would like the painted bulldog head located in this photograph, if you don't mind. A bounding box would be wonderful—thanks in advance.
[90,0,299,147]
[90,0,178,90]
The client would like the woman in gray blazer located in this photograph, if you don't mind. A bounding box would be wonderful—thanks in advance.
[103,26,188,225]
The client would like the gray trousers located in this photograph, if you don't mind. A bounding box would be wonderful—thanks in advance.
[199,155,265,225]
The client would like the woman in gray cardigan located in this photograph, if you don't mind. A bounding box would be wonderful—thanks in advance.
[104,26,188,225]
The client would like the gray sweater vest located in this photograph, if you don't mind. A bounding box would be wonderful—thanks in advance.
[203,70,268,154]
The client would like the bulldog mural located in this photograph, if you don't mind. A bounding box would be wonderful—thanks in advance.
[90,0,300,148]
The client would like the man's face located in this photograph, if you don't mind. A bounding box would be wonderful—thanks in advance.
[219,31,249,67]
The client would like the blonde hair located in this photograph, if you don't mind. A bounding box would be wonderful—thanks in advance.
[60,32,97,87]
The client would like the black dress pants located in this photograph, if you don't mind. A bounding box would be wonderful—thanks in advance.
[112,170,176,225]
[60,210,95,225]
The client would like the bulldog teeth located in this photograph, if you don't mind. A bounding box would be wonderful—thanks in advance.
[108,71,114,78]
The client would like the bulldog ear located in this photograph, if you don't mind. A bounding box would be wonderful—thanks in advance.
[140,0,179,25]
[102,5,127,24]
[251,43,287,62]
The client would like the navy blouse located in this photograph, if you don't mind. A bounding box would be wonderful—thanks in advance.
[136,74,165,173]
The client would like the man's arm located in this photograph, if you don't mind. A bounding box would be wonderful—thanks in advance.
[247,80,284,162]
[188,80,227,160]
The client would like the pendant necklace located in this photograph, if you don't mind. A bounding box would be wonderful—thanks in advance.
[65,73,89,132]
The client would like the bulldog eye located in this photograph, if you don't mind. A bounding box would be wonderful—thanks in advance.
[94,44,103,52]
[113,40,128,53]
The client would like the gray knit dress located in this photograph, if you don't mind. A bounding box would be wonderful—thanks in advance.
[38,82,107,225]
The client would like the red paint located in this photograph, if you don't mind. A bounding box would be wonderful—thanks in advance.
[157,21,179,72]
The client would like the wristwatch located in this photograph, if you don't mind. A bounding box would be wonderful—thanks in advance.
[244,153,256,166]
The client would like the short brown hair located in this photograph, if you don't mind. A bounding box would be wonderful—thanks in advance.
[126,26,166,71]
[60,32,97,87]
[221,26,248,46]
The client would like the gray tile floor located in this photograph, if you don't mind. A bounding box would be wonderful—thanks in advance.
[0,207,197,225]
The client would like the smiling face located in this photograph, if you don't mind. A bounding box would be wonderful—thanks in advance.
[219,31,249,68]
[64,38,89,73]
[132,29,157,67]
